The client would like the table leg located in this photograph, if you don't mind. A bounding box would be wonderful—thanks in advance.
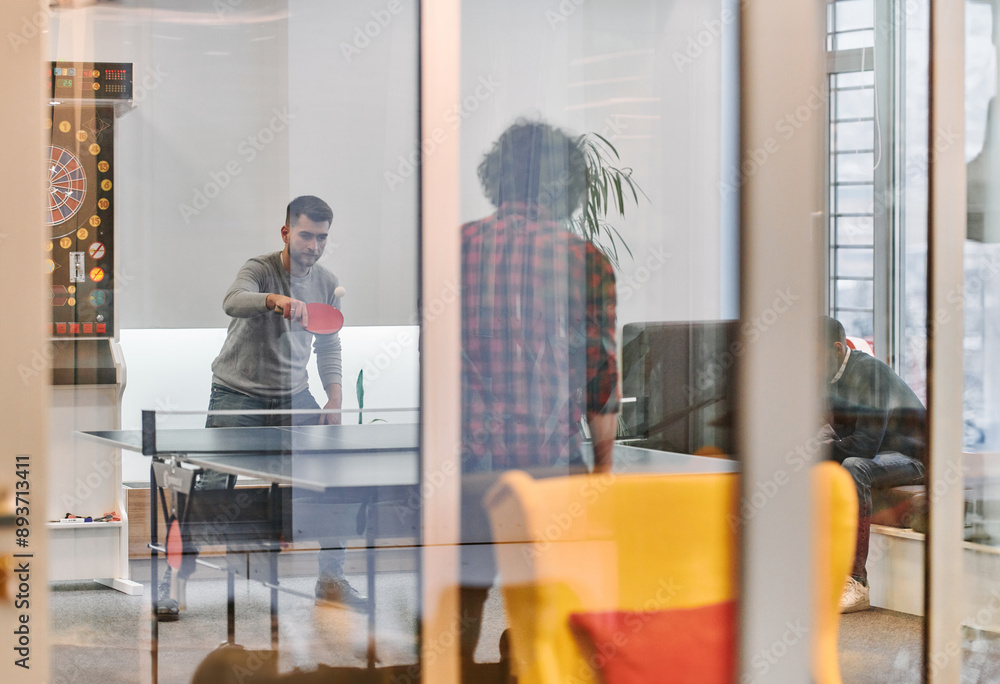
[269,483,279,649]
[150,463,159,684]
[366,495,377,669]
[227,570,235,644]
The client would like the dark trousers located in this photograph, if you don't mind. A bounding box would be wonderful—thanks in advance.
[840,452,925,582]
[458,460,589,668]
[203,383,348,579]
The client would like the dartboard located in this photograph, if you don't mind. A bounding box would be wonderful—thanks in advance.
[47,102,116,339]
[47,145,87,229]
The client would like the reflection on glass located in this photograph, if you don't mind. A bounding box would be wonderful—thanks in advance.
[826,0,928,680]
[456,1,740,681]
[458,120,623,677]
[964,0,1000,678]
[46,2,421,682]
[822,315,926,614]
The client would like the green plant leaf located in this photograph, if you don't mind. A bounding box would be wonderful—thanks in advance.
[356,369,365,424]
[572,132,648,268]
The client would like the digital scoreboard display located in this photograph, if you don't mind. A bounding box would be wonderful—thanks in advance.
[49,62,133,100]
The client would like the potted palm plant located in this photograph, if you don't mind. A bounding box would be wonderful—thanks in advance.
[573,132,646,268]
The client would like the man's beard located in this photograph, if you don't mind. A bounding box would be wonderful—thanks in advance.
[292,251,319,270]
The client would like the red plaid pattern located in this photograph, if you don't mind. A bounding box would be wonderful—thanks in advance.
[461,203,619,471]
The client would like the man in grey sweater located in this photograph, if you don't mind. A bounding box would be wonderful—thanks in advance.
[158,195,364,620]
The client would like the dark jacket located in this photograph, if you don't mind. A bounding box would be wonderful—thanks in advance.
[828,350,926,463]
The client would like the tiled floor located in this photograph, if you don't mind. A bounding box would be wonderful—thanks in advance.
[49,565,505,684]
[51,565,1000,683]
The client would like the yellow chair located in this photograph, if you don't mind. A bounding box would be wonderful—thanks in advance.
[483,462,857,684]
[813,461,859,684]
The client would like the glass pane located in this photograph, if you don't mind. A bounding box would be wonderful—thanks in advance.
[833,120,875,151]
[836,216,875,245]
[44,2,421,682]
[835,87,876,121]
[836,278,874,310]
[457,1,740,681]
[835,71,876,88]
[836,185,875,214]
[964,0,1000,676]
[836,247,874,278]
[833,308,874,341]
[832,0,874,33]
[831,30,876,51]
[899,0,930,402]
[836,153,875,182]
[834,1,929,681]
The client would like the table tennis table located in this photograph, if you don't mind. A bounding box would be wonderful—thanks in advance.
[82,413,422,684]
[81,414,738,683]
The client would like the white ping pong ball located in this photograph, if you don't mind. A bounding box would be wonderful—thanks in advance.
[334,286,346,298]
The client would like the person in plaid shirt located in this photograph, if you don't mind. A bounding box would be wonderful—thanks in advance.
[459,119,621,672]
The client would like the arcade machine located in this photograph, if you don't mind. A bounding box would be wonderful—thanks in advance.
[45,62,140,594]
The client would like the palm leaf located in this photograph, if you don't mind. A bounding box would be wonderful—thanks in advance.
[356,369,365,424]
[570,132,646,268]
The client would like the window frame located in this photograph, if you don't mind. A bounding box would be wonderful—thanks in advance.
[825,0,903,369]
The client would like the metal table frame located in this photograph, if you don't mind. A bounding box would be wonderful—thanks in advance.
[83,412,421,684]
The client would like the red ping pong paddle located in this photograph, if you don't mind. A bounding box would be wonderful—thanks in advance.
[274,302,344,334]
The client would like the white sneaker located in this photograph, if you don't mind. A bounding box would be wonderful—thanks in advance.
[840,576,870,613]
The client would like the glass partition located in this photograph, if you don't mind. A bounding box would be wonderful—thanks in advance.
[964,0,1000,677]
[453,1,744,682]
[1,1,979,682]
[826,0,930,680]
[43,2,421,682]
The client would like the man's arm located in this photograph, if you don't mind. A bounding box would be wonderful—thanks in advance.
[585,247,621,473]
[314,327,343,425]
[314,283,344,425]
[829,362,890,462]
[222,260,272,317]
[588,411,617,473]
[265,293,310,325]
[220,259,312,323]
[320,382,342,425]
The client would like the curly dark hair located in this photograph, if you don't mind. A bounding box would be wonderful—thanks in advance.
[477,119,587,219]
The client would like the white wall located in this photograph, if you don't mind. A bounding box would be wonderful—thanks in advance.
[50,1,292,328]
[456,0,734,328]
[53,0,736,481]
[118,325,420,482]
[288,0,419,326]
[48,0,732,331]
[50,0,420,329]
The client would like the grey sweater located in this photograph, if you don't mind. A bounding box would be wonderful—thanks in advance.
[211,251,342,398]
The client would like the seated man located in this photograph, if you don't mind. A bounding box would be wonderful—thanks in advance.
[822,316,926,613]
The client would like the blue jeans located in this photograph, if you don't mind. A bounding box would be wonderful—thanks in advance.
[204,383,347,580]
[841,452,925,582]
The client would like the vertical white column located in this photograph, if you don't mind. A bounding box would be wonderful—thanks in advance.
[0,2,49,683]
[926,0,966,681]
[420,1,462,683]
[720,0,741,320]
[738,1,826,682]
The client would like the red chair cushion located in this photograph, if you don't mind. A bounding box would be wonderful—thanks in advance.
[568,601,737,684]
